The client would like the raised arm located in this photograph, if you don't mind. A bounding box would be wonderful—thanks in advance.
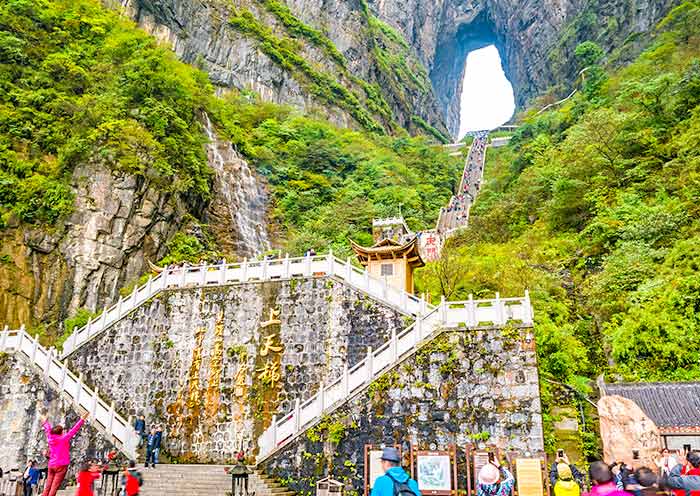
[667,464,700,490]
[42,416,52,437]
[500,467,515,493]
[65,418,85,440]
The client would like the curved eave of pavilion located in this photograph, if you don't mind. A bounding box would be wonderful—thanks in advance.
[350,237,425,268]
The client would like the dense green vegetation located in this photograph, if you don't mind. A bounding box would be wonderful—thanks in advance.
[208,94,462,256]
[0,0,213,226]
[0,0,461,262]
[419,2,700,391]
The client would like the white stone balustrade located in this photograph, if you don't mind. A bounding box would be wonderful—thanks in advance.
[0,326,139,460]
[256,291,533,462]
[60,253,431,358]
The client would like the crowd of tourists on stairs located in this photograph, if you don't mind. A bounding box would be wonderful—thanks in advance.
[437,132,488,231]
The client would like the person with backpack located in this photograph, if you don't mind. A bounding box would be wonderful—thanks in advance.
[477,455,514,496]
[121,461,143,496]
[370,447,420,496]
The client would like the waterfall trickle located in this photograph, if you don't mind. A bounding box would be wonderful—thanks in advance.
[203,113,270,257]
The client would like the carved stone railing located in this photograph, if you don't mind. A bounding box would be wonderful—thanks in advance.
[60,252,432,358]
[0,327,139,459]
[256,292,534,463]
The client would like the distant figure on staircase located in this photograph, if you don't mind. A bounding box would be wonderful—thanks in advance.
[40,411,89,496]
[134,415,146,448]
[145,428,159,469]
[121,461,143,496]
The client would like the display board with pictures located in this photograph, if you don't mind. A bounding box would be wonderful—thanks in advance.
[412,448,457,496]
[364,444,402,496]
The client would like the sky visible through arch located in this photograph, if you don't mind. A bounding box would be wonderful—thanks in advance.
[458,45,515,139]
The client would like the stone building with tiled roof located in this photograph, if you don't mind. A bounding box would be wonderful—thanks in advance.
[600,381,700,451]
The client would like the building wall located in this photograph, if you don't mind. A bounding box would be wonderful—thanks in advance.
[65,277,406,463]
[0,354,120,476]
[367,259,410,293]
[260,328,543,496]
[665,435,700,451]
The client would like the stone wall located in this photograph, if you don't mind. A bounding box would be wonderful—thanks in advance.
[66,277,406,463]
[0,353,121,478]
[259,328,543,496]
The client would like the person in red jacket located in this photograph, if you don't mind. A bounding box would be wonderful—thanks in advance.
[75,461,102,496]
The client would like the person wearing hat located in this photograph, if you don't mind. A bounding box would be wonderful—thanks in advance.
[477,456,514,496]
[550,452,585,496]
[370,447,420,496]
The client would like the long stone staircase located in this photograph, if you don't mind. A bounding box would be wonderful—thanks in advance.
[256,292,533,463]
[60,252,431,358]
[435,133,488,235]
[55,464,296,496]
[0,328,139,460]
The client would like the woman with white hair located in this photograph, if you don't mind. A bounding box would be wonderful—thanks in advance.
[477,456,514,496]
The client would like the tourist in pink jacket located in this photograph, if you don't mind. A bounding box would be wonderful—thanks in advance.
[40,411,89,496]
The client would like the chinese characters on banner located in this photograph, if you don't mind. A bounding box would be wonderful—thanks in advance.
[419,230,443,262]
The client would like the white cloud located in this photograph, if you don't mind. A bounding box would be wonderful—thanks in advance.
[458,45,515,139]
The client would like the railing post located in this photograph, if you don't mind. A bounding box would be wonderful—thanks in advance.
[0,325,8,352]
[130,283,139,306]
[76,373,84,406]
[365,347,373,383]
[318,382,325,412]
[242,258,248,282]
[495,292,504,325]
[440,295,447,323]
[305,253,312,277]
[345,258,352,281]
[220,263,227,284]
[108,401,116,435]
[86,317,93,339]
[391,328,398,361]
[327,250,334,275]
[117,296,123,317]
[100,310,107,331]
[146,275,153,295]
[416,316,423,344]
[91,387,98,418]
[180,265,187,286]
[420,295,427,315]
[284,254,291,278]
[342,364,350,397]
[262,258,268,280]
[44,347,53,379]
[294,398,301,432]
[18,326,25,353]
[401,291,408,310]
[201,265,208,285]
[468,294,476,327]
[31,333,39,363]
[60,361,68,390]
[271,415,278,447]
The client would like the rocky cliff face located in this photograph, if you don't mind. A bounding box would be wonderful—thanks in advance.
[0,122,268,330]
[123,0,677,136]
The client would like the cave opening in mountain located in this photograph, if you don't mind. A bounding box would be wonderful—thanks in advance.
[458,45,514,139]
[430,12,516,139]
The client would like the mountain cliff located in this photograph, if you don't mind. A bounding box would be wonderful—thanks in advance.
[125,0,679,135]
[0,0,680,335]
